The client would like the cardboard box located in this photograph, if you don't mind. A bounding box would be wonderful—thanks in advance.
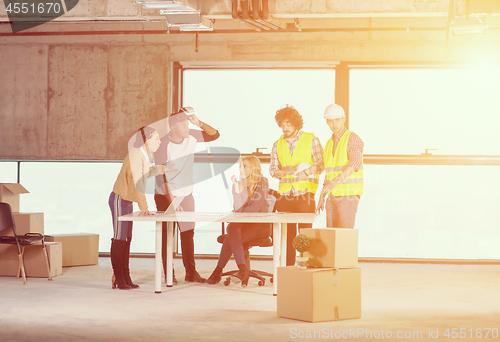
[300,228,358,268]
[0,244,21,276]
[277,266,361,322]
[24,242,63,277]
[0,183,29,213]
[12,212,44,236]
[0,242,62,278]
[45,233,99,266]
[0,212,44,238]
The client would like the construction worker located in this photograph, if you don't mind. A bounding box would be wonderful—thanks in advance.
[270,105,324,266]
[316,103,364,228]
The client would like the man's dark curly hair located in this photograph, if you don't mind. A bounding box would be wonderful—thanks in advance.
[274,105,304,130]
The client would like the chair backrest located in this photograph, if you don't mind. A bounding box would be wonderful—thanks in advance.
[220,189,279,245]
[267,195,276,213]
[267,189,279,213]
[259,189,279,243]
[0,202,15,235]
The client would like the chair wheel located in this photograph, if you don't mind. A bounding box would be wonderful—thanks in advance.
[258,280,265,286]
[223,277,231,286]
[270,277,273,284]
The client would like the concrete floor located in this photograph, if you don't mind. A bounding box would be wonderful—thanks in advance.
[1,258,500,342]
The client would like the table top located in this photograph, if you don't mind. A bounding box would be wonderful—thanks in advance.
[118,211,320,224]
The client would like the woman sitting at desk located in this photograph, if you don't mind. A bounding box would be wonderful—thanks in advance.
[109,126,169,290]
[206,156,271,287]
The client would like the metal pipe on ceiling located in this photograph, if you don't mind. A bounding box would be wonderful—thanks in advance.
[232,0,286,31]
[238,0,270,30]
[250,0,277,30]
[231,0,263,31]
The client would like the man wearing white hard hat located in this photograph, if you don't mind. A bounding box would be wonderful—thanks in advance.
[317,104,364,228]
[270,105,324,266]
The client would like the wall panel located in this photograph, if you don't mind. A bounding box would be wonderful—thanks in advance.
[47,45,108,159]
[0,45,48,158]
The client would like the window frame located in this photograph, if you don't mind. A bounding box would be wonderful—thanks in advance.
[175,61,500,166]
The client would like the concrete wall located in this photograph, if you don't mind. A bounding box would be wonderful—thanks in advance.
[1,19,500,160]
[0,38,170,159]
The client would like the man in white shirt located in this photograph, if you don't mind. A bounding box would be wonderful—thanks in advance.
[154,107,220,283]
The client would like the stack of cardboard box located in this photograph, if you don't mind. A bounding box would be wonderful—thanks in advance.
[277,228,361,323]
[45,233,99,267]
[0,183,63,278]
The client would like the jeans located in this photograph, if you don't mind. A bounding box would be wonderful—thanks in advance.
[326,195,360,228]
[274,192,315,266]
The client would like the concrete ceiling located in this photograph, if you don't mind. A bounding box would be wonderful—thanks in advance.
[1,0,499,32]
[1,0,454,23]
[203,0,451,18]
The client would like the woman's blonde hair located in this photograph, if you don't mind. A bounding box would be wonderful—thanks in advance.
[239,156,262,198]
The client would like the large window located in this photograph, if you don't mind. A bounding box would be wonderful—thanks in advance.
[15,162,149,254]
[4,65,499,260]
[350,67,500,259]
[350,67,500,155]
[357,165,500,259]
[183,69,336,155]
[183,68,336,255]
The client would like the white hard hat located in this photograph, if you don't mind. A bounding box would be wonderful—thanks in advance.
[179,106,195,116]
[324,104,345,119]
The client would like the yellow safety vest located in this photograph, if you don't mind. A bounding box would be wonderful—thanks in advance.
[324,131,364,197]
[277,132,319,194]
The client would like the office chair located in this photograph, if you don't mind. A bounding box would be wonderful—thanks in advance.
[0,202,52,284]
[218,189,278,286]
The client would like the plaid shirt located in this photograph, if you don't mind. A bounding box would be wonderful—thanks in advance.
[269,130,324,197]
[329,128,364,171]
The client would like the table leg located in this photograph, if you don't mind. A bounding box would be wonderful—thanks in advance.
[280,223,287,267]
[272,222,280,296]
[155,221,162,293]
[166,221,174,287]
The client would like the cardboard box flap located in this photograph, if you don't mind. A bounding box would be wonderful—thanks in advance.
[1,183,29,195]
[301,228,358,268]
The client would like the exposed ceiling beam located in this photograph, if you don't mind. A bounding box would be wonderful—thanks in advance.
[0,0,454,22]
[201,0,452,17]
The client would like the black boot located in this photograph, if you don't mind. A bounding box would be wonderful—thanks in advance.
[236,263,249,287]
[110,239,131,290]
[164,267,178,286]
[181,230,206,283]
[206,266,223,285]
[123,237,139,289]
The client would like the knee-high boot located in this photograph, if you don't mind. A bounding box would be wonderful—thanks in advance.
[111,239,131,290]
[123,237,139,289]
[180,230,205,283]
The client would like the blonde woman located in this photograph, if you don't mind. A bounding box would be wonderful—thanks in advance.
[206,156,270,287]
